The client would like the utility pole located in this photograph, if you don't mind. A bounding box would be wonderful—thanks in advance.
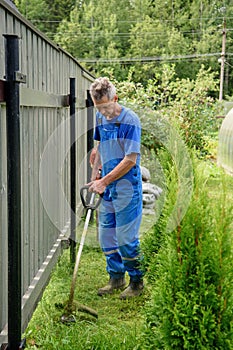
[219,18,226,101]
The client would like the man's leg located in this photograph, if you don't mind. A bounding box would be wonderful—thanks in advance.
[98,197,126,295]
[115,185,144,298]
[119,239,143,282]
[118,239,144,299]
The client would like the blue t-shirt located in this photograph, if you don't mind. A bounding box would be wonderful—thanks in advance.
[94,106,141,178]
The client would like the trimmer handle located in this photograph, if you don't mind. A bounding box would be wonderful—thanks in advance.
[80,185,102,210]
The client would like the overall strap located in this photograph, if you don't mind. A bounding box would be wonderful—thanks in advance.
[97,107,130,127]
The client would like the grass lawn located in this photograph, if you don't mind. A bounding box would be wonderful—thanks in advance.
[23,214,154,350]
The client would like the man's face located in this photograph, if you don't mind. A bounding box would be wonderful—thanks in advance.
[93,95,117,119]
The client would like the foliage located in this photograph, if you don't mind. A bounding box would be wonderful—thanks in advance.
[15,0,76,38]
[141,149,178,283]
[50,0,233,94]
[164,65,222,154]
[142,159,233,349]
[54,0,134,78]
[113,65,222,155]
[15,0,233,95]
[15,0,51,33]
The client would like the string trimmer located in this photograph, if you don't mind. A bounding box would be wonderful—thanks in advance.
[60,185,101,323]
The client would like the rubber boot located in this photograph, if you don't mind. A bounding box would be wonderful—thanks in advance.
[119,279,144,299]
[98,277,126,296]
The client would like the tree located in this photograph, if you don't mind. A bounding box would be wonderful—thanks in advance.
[55,0,133,78]
[16,0,233,95]
[15,0,76,39]
[15,0,51,33]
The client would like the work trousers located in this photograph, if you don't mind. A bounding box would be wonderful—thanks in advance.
[99,179,143,282]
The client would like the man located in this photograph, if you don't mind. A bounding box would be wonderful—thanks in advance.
[88,77,143,299]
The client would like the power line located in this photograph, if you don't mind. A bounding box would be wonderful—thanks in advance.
[85,58,218,66]
[77,52,222,64]
[39,23,233,38]
[53,28,223,36]
[44,27,230,40]
[29,16,233,24]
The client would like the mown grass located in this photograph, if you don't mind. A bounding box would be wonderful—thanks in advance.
[23,215,154,350]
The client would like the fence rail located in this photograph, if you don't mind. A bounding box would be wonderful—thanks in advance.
[0,1,95,348]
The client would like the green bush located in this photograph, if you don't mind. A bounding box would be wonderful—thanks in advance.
[142,160,233,349]
[113,65,222,156]
[141,148,178,282]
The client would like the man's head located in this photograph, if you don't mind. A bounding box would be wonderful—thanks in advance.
[90,77,116,101]
[90,77,120,119]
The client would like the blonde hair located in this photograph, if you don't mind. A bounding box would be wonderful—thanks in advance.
[90,77,116,101]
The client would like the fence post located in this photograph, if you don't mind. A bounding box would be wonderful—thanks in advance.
[86,90,94,183]
[69,78,76,264]
[86,90,94,224]
[3,34,26,349]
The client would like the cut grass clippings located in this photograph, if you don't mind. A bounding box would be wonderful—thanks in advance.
[23,215,154,350]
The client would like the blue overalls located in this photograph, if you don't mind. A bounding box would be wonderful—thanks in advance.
[95,107,143,282]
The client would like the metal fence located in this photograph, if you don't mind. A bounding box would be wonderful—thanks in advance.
[0,1,95,348]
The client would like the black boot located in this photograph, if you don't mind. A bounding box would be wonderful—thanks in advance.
[119,279,144,299]
[98,277,126,296]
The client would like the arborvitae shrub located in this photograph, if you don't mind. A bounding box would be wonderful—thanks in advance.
[142,161,233,349]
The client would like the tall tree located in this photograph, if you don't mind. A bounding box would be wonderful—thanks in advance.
[15,0,76,38]
[55,0,133,77]
[15,0,233,94]
[15,0,51,33]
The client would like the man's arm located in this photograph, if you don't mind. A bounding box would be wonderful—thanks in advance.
[90,142,101,181]
[88,153,137,194]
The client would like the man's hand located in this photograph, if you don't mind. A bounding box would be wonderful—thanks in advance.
[87,178,106,195]
[87,153,138,194]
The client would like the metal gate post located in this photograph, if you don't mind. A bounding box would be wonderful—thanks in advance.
[86,90,94,183]
[69,78,76,264]
[3,34,26,350]
[86,90,94,224]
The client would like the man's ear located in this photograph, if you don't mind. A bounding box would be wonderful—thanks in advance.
[114,95,118,102]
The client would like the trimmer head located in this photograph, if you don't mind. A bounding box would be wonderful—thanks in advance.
[56,300,98,323]
[60,314,76,323]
